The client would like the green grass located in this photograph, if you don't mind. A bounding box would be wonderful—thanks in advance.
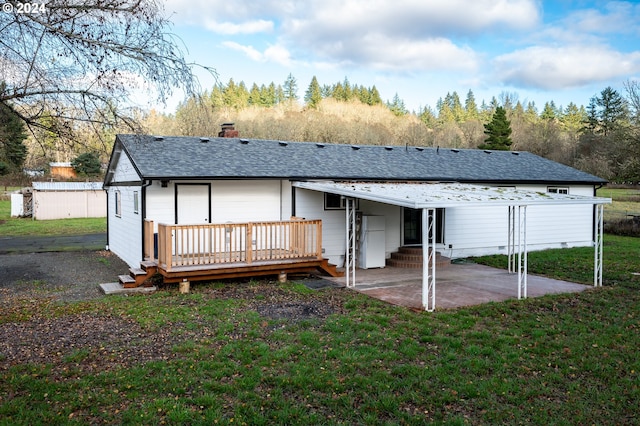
[1,238,639,424]
[597,187,640,221]
[0,199,106,236]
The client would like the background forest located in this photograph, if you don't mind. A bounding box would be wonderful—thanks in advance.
[6,74,640,183]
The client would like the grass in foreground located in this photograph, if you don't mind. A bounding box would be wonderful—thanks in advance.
[0,236,638,424]
[0,199,106,236]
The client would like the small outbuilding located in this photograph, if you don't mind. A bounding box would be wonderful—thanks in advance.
[31,182,106,220]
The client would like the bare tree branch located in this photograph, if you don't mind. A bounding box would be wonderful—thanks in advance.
[0,0,210,151]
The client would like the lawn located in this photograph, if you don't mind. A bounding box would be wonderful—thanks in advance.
[1,235,638,424]
[0,199,106,236]
[597,186,640,221]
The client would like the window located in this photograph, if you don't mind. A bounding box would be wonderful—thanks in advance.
[133,191,139,214]
[324,192,343,209]
[324,193,359,210]
[115,190,122,217]
[548,187,568,194]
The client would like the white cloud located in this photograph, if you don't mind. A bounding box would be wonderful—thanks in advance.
[203,19,273,35]
[162,0,538,73]
[567,1,640,35]
[494,45,640,90]
[222,42,293,66]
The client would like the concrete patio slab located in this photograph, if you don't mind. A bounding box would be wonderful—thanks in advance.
[326,263,590,310]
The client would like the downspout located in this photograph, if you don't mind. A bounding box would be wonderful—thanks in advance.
[141,179,153,260]
[104,187,110,251]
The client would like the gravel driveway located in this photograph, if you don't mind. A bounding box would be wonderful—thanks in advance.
[0,250,129,302]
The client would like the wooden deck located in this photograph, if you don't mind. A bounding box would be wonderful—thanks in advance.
[120,219,341,288]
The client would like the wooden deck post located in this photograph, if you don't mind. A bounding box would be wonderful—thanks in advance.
[246,224,253,264]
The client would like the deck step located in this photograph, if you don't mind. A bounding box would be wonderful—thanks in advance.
[318,259,344,277]
[140,260,158,274]
[118,274,138,288]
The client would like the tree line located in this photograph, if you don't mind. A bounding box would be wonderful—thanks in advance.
[3,68,639,184]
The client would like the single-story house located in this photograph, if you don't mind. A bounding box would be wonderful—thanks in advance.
[103,134,610,310]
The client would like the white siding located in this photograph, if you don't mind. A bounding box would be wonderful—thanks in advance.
[145,181,175,231]
[112,151,140,182]
[211,180,281,222]
[443,184,596,258]
[294,189,347,266]
[144,179,285,230]
[107,185,142,267]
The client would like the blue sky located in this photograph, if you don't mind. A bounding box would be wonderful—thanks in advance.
[160,0,640,113]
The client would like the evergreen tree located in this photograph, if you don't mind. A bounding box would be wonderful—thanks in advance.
[561,102,585,132]
[525,101,538,123]
[464,89,479,120]
[320,84,332,98]
[332,82,345,101]
[369,86,383,105]
[597,86,627,136]
[419,106,437,128]
[343,77,353,101]
[304,76,323,108]
[283,73,298,102]
[541,101,557,121]
[437,96,455,123]
[450,91,465,123]
[387,93,407,116]
[275,85,285,104]
[248,83,262,106]
[71,152,102,176]
[266,83,277,106]
[479,106,512,150]
[0,102,28,174]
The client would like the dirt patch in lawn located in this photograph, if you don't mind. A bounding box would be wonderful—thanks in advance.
[0,251,349,373]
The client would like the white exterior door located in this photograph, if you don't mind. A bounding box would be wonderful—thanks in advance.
[176,184,210,224]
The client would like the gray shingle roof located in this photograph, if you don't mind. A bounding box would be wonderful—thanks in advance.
[107,134,606,185]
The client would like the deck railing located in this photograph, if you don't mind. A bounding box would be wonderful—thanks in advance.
[154,219,322,271]
[143,219,155,261]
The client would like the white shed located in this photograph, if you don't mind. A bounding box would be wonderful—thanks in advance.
[32,182,106,220]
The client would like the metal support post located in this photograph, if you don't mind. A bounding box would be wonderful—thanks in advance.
[345,197,356,288]
[594,204,604,287]
[508,206,516,273]
[517,205,528,299]
[422,208,436,312]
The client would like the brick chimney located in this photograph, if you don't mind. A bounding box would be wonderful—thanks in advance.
[219,122,239,138]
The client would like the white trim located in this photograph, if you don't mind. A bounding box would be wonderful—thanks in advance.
[293,182,610,208]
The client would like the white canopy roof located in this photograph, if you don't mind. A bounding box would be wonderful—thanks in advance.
[293,181,611,208]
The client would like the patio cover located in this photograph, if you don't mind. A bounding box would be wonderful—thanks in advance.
[293,181,611,311]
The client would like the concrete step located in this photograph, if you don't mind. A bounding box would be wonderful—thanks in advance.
[386,246,451,269]
[100,282,157,295]
[386,258,451,269]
